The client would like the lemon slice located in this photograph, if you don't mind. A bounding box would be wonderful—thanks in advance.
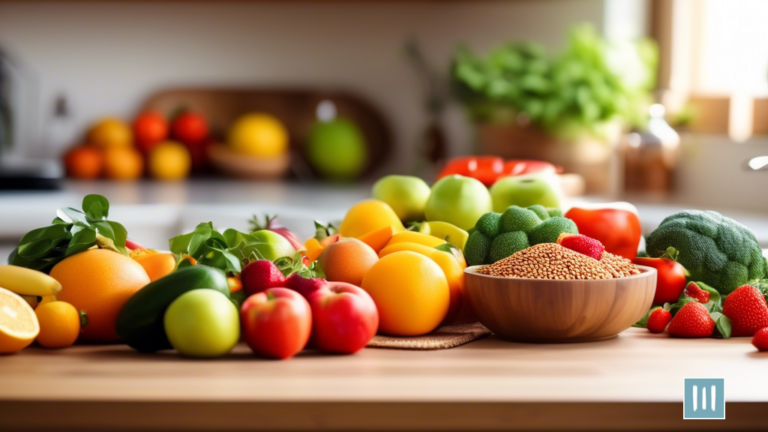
[0,287,40,353]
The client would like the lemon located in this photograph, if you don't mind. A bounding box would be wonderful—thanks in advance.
[148,141,191,181]
[228,113,288,158]
[0,287,40,353]
[88,118,133,148]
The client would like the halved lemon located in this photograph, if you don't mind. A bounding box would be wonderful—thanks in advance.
[0,287,40,353]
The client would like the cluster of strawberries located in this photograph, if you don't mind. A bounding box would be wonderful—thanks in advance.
[646,283,768,350]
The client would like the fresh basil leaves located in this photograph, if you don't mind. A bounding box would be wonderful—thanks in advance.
[9,194,128,273]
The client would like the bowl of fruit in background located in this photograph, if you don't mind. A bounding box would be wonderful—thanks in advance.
[464,242,657,343]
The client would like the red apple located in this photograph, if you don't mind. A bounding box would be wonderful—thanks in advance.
[240,288,312,360]
[241,260,286,296]
[307,282,379,354]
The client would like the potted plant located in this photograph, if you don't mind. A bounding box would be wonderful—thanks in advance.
[451,24,657,193]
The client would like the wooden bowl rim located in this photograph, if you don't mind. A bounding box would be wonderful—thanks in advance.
[464,264,657,285]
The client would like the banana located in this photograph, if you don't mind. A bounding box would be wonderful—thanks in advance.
[419,221,469,250]
[0,265,62,297]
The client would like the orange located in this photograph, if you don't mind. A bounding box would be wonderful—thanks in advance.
[132,251,176,282]
[35,301,80,349]
[304,238,324,262]
[361,251,449,336]
[0,287,40,353]
[378,242,464,324]
[51,249,150,343]
[103,147,144,180]
[318,238,378,287]
[88,118,133,148]
[357,226,395,253]
[338,200,405,239]
[64,146,103,179]
[384,231,445,249]
[148,141,191,181]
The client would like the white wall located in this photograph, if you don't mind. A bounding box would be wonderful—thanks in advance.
[0,0,608,173]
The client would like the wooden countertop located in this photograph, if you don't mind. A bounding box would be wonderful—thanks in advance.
[1,328,766,431]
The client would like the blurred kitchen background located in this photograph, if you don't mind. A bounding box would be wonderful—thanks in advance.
[1,0,768,253]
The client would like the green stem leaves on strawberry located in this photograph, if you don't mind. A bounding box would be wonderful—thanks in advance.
[274,252,324,279]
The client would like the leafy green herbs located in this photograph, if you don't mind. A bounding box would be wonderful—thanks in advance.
[169,222,320,278]
[451,24,658,140]
[9,194,128,273]
[169,222,259,275]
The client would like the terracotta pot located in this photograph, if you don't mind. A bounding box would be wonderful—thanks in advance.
[476,123,621,194]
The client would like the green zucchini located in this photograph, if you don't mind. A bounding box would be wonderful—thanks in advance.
[117,265,230,352]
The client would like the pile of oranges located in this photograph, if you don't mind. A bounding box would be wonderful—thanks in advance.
[63,111,209,182]
[307,199,472,337]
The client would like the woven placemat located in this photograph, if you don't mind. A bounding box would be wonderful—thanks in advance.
[367,322,491,350]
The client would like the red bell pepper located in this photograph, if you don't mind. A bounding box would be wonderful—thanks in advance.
[437,156,558,187]
[565,203,642,259]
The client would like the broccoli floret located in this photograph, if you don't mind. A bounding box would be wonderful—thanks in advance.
[547,208,563,218]
[475,212,502,238]
[528,216,578,245]
[527,205,550,221]
[500,206,541,233]
[465,231,492,266]
[489,231,529,263]
[646,210,768,295]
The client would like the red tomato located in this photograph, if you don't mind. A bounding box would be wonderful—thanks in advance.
[565,206,642,259]
[633,257,687,304]
[240,288,312,360]
[133,112,169,154]
[171,112,208,145]
[306,282,379,354]
[171,112,209,169]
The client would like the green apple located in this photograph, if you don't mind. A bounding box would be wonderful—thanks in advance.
[164,289,240,358]
[371,175,431,222]
[246,230,297,261]
[489,176,560,212]
[425,175,492,230]
[306,119,367,180]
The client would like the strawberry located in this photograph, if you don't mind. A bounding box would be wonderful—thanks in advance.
[684,282,710,304]
[241,260,286,296]
[667,302,715,338]
[752,327,768,351]
[722,285,768,337]
[557,234,605,260]
[285,273,327,298]
[647,308,672,333]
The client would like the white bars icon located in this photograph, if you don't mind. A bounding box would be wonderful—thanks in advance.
[691,385,717,411]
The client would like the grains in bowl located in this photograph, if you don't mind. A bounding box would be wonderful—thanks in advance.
[476,243,641,280]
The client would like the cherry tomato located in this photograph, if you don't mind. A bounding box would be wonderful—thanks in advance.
[171,112,208,145]
[133,112,169,154]
[633,257,687,304]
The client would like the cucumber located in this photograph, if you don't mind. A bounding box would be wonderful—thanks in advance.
[116,265,230,352]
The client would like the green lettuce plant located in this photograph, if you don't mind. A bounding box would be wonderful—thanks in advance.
[451,24,658,140]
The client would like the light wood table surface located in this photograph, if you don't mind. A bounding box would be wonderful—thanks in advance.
[1,328,766,431]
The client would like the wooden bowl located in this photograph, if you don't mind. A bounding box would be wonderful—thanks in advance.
[208,144,290,179]
[464,265,656,343]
